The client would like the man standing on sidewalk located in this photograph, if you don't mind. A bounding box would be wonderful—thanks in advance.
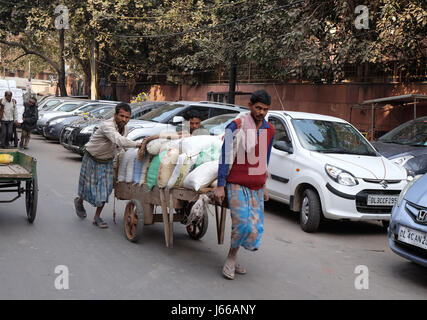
[214,90,275,280]
[0,91,18,149]
[74,103,142,229]
[20,97,38,149]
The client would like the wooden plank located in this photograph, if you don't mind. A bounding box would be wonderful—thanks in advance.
[219,207,227,245]
[153,213,184,223]
[0,164,31,179]
[159,189,170,248]
[166,188,174,248]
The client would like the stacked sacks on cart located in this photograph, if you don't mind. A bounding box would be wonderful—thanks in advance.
[117,134,223,191]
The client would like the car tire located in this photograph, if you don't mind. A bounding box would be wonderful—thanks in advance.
[300,188,322,233]
[381,220,389,231]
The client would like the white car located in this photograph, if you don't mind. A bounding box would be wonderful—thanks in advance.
[264,111,409,232]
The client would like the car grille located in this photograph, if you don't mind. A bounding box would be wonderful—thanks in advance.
[74,131,90,147]
[362,179,401,184]
[405,201,427,226]
[355,189,401,214]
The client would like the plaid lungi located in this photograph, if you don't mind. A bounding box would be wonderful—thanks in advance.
[227,183,264,251]
[78,152,114,207]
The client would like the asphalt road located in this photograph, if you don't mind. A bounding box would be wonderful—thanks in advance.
[0,133,425,300]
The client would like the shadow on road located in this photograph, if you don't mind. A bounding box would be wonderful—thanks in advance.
[265,199,387,236]
[389,260,427,290]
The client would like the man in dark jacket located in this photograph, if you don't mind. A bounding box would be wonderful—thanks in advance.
[20,97,38,149]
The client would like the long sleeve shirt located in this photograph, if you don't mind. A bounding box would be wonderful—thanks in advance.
[1,98,18,121]
[85,118,139,160]
[218,119,275,188]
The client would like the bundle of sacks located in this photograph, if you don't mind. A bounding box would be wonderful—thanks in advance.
[117,134,223,192]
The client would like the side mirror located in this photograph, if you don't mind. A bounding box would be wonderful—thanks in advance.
[274,141,293,154]
[172,116,185,124]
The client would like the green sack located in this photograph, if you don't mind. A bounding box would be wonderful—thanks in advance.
[147,151,167,190]
[194,143,222,168]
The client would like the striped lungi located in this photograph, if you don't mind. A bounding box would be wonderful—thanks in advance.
[78,152,114,207]
[227,183,264,251]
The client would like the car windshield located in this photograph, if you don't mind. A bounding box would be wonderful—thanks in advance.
[79,104,102,113]
[91,106,114,118]
[98,103,141,120]
[43,100,62,111]
[378,119,427,146]
[201,113,239,134]
[57,103,81,112]
[292,119,378,156]
[140,103,185,123]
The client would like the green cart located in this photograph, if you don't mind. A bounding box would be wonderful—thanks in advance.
[0,149,38,223]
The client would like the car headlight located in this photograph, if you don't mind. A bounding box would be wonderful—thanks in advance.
[325,164,358,186]
[391,155,414,167]
[397,174,423,207]
[81,125,96,134]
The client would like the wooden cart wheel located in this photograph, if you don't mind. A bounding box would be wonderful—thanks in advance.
[26,176,38,223]
[186,211,209,240]
[124,199,143,242]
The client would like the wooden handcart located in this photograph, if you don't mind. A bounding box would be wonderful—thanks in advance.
[114,182,228,248]
[0,149,38,223]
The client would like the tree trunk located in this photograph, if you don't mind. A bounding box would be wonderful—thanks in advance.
[228,53,237,104]
[58,29,67,96]
[90,39,98,100]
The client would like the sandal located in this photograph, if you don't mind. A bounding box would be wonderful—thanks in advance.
[222,260,235,280]
[93,217,108,229]
[235,264,247,275]
[74,197,87,219]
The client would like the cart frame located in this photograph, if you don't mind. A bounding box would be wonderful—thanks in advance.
[0,149,38,223]
[114,181,227,248]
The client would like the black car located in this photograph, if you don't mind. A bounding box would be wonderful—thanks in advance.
[373,116,427,175]
[60,101,167,155]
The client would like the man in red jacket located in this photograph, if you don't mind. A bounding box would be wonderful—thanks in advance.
[214,90,275,280]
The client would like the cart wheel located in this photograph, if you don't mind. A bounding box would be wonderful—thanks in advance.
[187,211,209,240]
[124,199,143,242]
[26,176,38,223]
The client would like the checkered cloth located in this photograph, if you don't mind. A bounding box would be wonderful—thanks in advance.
[227,183,264,251]
[78,152,114,207]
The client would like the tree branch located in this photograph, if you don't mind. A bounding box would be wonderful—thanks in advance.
[0,39,60,73]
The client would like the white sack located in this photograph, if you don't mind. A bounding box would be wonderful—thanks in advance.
[182,160,219,191]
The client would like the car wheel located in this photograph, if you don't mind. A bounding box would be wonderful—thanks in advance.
[381,220,389,231]
[300,188,322,233]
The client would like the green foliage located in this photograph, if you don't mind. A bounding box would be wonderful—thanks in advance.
[1,0,425,87]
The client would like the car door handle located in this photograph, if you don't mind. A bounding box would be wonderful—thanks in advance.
[271,174,289,184]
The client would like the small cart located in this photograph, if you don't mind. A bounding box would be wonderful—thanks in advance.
[114,182,228,248]
[0,149,38,223]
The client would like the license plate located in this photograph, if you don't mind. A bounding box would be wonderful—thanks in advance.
[367,195,398,206]
[398,226,427,250]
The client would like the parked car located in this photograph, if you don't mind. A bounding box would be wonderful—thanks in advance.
[60,101,167,155]
[373,116,427,176]
[127,101,247,141]
[43,104,116,140]
[263,111,408,232]
[389,173,427,267]
[38,100,117,134]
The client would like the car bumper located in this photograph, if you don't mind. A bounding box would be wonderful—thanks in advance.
[321,181,407,221]
[388,200,427,267]
[43,125,62,140]
[60,128,90,155]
